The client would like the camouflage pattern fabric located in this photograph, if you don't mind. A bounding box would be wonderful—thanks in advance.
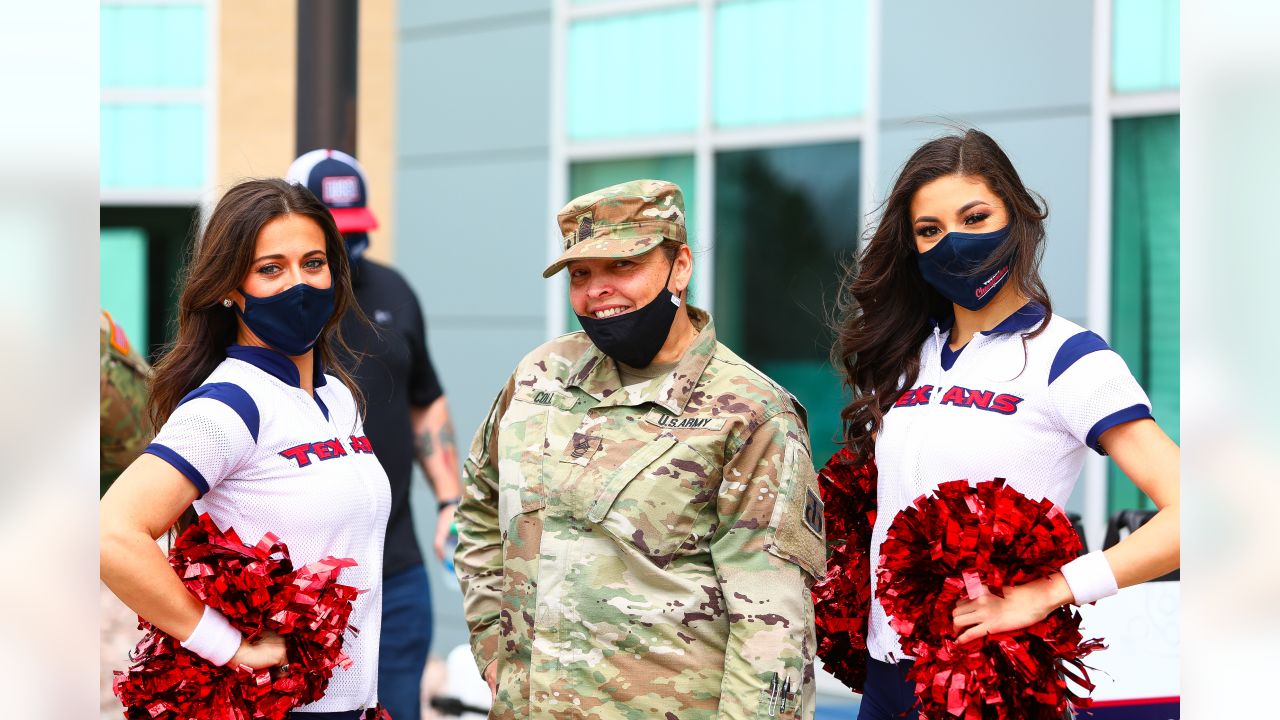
[456,307,825,720]
[100,309,152,494]
[542,179,688,278]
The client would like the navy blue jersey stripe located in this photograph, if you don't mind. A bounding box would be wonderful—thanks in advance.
[177,382,261,442]
[940,342,966,371]
[1086,403,1153,455]
[143,443,209,495]
[226,344,327,388]
[1049,330,1111,385]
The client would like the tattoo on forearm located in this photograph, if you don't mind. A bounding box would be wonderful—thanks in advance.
[415,429,435,461]
[416,421,457,465]
[439,423,457,460]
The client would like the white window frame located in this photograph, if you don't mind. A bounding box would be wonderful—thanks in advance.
[100,0,218,207]
[547,0,880,338]
[1082,0,1180,551]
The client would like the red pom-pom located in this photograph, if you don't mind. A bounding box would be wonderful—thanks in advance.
[113,513,365,720]
[812,447,878,693]
[877,479,1104,719]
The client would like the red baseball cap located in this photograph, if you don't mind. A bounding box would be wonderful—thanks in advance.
[286,148,379,233]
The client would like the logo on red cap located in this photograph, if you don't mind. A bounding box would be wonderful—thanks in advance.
[322,176,361,206]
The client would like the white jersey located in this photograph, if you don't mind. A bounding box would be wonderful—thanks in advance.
[869,304,1152,662]
[144,345,391,712]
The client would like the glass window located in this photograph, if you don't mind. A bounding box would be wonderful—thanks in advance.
[100,227,150,352]
[1113,0,1179,93]
[101,3,207,89]
[565,155,697,331]
[101,102,206,190]
[567,7,700,140]
[1108,114,1179,512]
[713,141,860,464]
[714,0,867,128]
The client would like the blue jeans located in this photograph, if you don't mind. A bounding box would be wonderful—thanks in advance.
[377,563,433,720]
[857,659,918,720]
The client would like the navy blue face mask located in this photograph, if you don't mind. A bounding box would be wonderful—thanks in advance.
[917,225,1015,311]
[233,282,336,357]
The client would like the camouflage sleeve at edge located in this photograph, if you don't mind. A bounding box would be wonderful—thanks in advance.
[712,410,822,720]
[455,373,516,676]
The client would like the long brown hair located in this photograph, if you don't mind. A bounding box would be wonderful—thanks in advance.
[149,179,366,493]
[831,129,1052,457]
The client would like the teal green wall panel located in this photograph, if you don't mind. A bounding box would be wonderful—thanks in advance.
[714,141,860,466]
[101,4,207,89]
[714,0,867,128]
[1113,0,1179,92]
[101,102,206,190]
[100,227,150,352]
[567,7,700,140]
[1108,114,1179,512]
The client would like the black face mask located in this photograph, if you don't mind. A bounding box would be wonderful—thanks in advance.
[577,260,682,368]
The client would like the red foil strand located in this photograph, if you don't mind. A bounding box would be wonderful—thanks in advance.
[113,513,367,720]
[812,448,878,693]
[877,479,1105,719]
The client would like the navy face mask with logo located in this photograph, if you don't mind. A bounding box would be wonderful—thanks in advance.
[577,260,682,368]
[917,225,1015,311]
[234,282,336,357]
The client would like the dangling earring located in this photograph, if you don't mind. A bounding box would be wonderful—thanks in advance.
[222,298,233,308]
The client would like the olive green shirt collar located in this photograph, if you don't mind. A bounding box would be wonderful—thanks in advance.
[566,306,717,415]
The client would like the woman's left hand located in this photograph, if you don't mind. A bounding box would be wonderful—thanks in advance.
[951,577,1067,645]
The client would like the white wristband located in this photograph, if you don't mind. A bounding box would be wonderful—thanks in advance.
[1060,551,1119,606]
[180,605,243,666]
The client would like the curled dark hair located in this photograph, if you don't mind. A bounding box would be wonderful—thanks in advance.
[831,129,1052,457]
[148,179,367,528]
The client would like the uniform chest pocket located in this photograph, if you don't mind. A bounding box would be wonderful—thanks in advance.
[586,436,720,565]
[497,401,549,528]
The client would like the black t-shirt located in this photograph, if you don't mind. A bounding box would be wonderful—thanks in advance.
[338,260,444,578]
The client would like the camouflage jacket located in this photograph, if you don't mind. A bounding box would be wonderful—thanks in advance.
[456,308,825,720]
[100,310,153,494]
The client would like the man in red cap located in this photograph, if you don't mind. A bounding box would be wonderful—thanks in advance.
[289,149,461,720]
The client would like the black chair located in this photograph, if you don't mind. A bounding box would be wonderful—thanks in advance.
[1102,509,1179,581]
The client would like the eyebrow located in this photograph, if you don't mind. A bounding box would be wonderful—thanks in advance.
[913,199,991,224]
[252,249,326,263]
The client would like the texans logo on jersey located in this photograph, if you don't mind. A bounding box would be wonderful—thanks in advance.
[279,435,375,467]
[895,384,1023,415]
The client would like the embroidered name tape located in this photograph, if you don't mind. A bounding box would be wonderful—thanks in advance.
[645,410,727,431]
[517,388,578,411]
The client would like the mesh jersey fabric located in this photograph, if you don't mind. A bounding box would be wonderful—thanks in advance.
[144,348,392,712]
[338,260,444,578]
[867,304,1152,662]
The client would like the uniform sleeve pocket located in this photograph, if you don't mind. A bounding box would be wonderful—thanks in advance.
[766,439,826,581]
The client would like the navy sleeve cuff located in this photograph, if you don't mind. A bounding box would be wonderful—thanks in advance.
[1085,404,1153,455]
[142,443,209,495]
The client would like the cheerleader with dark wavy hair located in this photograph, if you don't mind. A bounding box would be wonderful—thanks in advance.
[830,129,1179,719]
[101,179,390,719]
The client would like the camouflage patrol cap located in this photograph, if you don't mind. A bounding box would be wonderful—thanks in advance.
[543,179,687,278]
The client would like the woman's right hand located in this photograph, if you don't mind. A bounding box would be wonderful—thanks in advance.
[228,630,287,670]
